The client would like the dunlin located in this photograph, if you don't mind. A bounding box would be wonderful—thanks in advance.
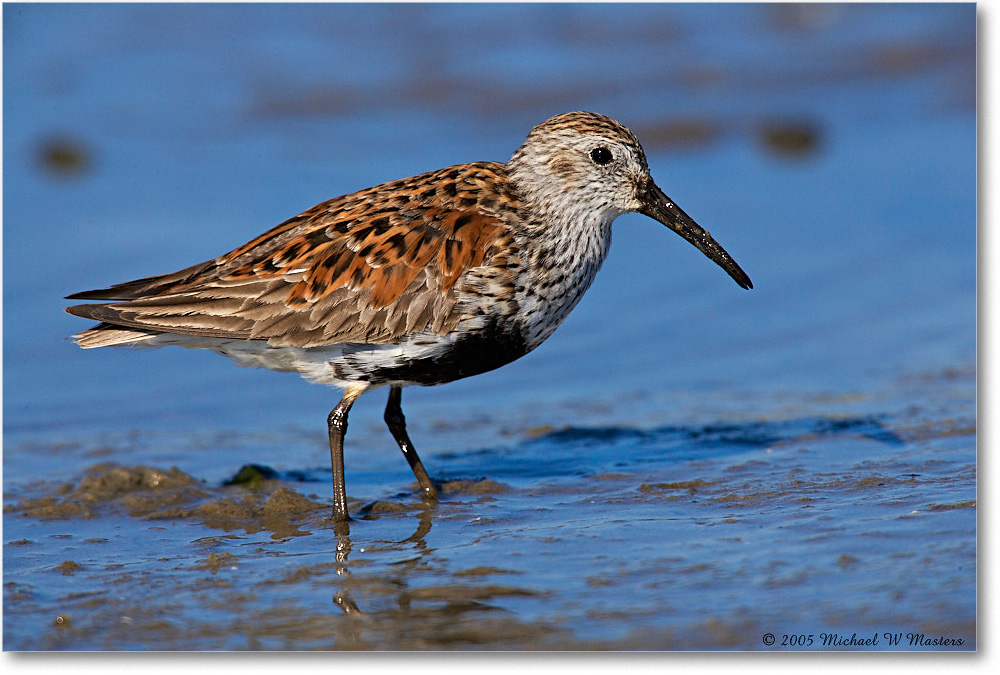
[66,111,752,523]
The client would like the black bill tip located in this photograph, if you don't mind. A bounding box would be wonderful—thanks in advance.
[639,180,752,290]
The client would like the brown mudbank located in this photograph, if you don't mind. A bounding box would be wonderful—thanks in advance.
[8,463,329,535]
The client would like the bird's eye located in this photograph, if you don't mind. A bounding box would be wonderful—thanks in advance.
[589,147,613,165]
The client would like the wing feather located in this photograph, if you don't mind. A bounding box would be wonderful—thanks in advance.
[66,163,520,349]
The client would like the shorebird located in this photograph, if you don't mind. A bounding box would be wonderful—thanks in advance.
[66,111,752,523]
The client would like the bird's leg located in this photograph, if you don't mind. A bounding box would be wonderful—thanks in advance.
[328,387,364,523]
[384,386,439,502]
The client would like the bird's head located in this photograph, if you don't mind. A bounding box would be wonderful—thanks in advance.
[508,111,752,290]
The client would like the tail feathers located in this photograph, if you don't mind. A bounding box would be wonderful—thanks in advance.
[71,323,162,349]
[65,260,216,301]
[65,259,219,348]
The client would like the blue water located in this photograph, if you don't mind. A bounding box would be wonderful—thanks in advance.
[3,2,976,651]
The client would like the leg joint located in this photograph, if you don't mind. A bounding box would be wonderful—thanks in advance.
[383,406,405,429]
[329,389,362,433]
[383,386,406,430]
[328,406,350,432]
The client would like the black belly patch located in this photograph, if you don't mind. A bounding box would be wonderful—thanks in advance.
[356,319,529,386]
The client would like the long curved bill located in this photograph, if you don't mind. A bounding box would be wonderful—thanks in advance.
[639,180,753,290]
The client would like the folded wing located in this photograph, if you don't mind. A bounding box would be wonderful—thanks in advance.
[66,163,514,349]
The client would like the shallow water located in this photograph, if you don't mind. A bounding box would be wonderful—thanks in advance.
[3,3,976,651]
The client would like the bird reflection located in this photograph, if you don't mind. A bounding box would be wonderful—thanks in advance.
[329,502,437,615]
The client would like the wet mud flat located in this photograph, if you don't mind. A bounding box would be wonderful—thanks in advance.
[3,370,975,651]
